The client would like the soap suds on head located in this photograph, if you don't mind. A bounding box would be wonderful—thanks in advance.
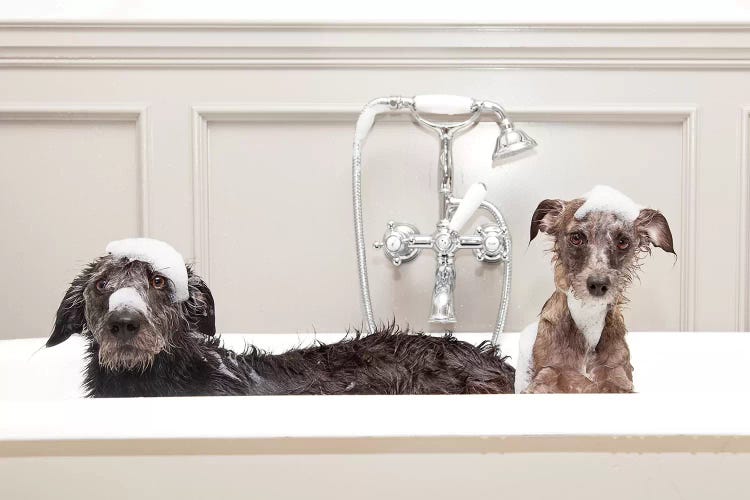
[108,287,148,314]
[574,185,643,222]
[105,238,189,303]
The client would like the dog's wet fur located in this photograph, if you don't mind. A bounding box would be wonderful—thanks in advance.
[522,197,674,393]
[47,255,515,397]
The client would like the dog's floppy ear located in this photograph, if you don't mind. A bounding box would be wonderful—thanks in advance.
[184,266,216,336]
[635,208,676,255]
[47,260,98,347]
[530,199,565,242]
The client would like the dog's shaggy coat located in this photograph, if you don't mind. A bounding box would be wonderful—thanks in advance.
[84,325,514,397]
[47,253,515,397]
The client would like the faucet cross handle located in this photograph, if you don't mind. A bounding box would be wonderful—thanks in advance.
[373,221,421,266]
[474,223,510,262]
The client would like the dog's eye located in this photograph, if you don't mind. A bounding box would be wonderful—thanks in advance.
[617,237,630,250]
[151,275,167,290]
[568,232,585,246]
[95,279,107,292]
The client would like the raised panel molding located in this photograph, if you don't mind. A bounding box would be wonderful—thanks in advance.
[739,107,750,331]
[0,104,152,236]
[192,104,697,330]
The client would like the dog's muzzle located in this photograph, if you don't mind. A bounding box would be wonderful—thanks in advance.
[106,287,148,341]
[586,275,611,298]
[106,310,142,341]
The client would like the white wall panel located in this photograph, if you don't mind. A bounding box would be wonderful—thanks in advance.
[0,109,146,338]
[0,23,745,336]
[203,117,361,332]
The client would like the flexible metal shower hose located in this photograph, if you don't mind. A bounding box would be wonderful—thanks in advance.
[352,98,391,334]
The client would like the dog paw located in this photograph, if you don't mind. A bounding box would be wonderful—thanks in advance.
[592,381,633,393]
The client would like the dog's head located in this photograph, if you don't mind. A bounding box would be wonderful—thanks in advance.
[46,238,215,371]
[530,185,675,303]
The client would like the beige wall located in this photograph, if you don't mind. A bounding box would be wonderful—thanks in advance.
[0,23,747,338]
[2,450,750,500]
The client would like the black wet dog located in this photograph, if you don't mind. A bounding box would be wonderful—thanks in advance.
[47,241,515,397]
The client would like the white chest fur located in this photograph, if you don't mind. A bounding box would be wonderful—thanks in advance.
[566,291,608,350]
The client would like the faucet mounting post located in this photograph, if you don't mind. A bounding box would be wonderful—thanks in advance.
[438,129,453,221]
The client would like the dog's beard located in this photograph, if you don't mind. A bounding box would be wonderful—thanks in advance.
[96,329,167,372]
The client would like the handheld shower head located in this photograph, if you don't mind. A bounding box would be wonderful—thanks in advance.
[493,123,538,160]
[481,101,537,161]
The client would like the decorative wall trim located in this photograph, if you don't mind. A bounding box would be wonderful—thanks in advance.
[6,22,750,29]
[9,58,750,70]
[135,107,152,237]
[0,104,151,236]
[739,108,750,331]
[4,23,750,69]
[7,56,750,70]
[682,109,698,332]
[192,104,697,329]
[192,107,211,280]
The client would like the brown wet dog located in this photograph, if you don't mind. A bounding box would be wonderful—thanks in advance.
[516,186,675,393]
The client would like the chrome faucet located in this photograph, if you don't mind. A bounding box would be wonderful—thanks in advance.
[353,95,537,342]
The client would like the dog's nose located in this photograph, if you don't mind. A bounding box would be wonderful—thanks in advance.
[107,310,141,340]
[586,276,611,297]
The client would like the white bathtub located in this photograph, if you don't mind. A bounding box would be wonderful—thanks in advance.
[2,332,750,500]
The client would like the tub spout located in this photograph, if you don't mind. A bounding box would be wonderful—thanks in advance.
[429,254,456,323]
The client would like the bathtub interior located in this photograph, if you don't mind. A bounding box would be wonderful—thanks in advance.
[2,330,750,451]
[1,331,747,401]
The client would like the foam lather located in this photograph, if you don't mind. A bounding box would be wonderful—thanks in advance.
[413,95,475,116]
[574,185,643,222]
[105,238,189,302]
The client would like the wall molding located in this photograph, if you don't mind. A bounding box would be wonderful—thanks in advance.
[192,104,697,329]
[0,104,152,236]
[192,108,211,280]
[6,55,750,71]
[739,108,750,331]
[4,23,750,69]
[6,22,750,29]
